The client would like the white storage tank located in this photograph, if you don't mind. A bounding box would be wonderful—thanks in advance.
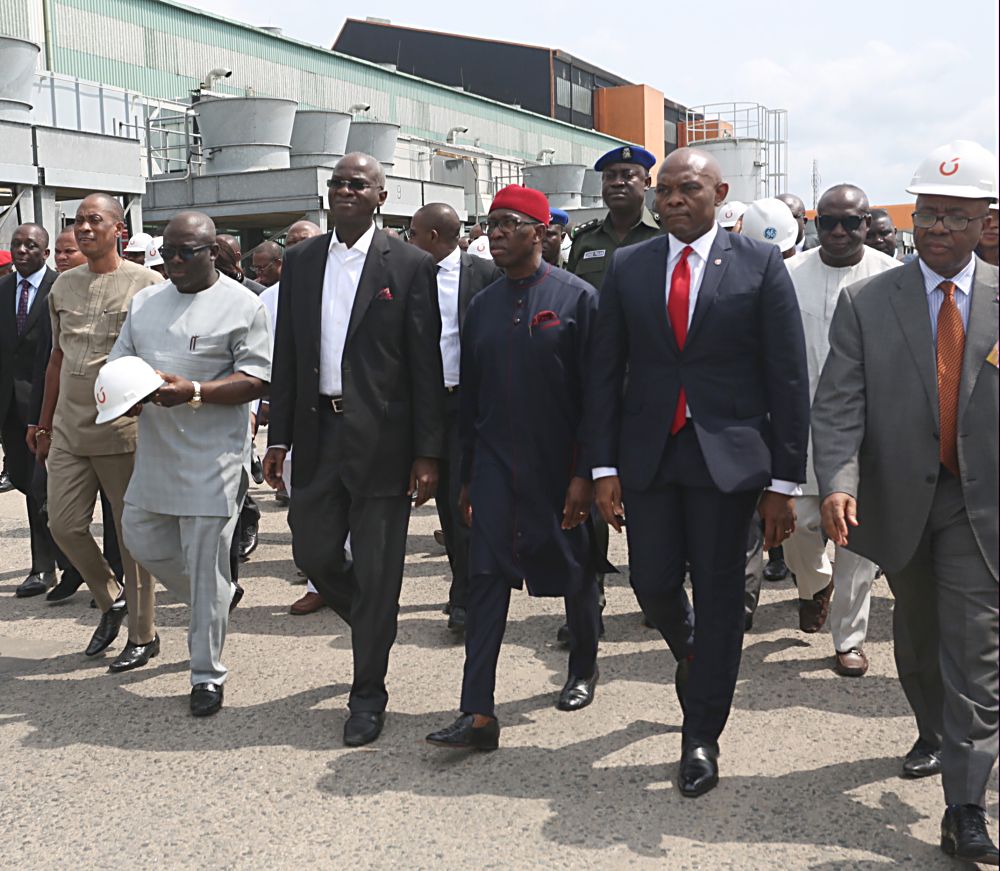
[344,120,399,168]
[290,110,352,168]
[194,96,298,175]
[0,35,40,123]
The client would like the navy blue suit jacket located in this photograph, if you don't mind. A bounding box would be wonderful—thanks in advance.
[586,229,809,494]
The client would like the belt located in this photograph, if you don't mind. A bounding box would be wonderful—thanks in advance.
[319,395,344,413]
[445,385,460,395]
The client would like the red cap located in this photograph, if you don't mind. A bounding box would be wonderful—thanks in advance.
[489,185,550,225]
[0,250,12,267]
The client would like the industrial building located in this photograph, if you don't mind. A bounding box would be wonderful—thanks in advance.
[1,0,789,252]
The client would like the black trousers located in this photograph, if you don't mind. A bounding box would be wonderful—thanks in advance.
[745,516,764,619]
[460,572,600,717]
[3,409,55,574]
[623,425,758,748]
[288,406,411,713]
[435,389,470,608]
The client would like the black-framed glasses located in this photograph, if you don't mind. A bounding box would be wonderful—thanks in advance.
[816,214,868,232]
[159,244,212,262]
[327,177,379,192]
[486,215,540,235]
[911,211,986,232]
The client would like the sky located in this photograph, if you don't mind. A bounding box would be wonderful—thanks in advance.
[195,0,998,205]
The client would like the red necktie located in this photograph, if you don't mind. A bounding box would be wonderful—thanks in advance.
[16,279,30,336]
[668,246,693,435]
[936,280,964,476]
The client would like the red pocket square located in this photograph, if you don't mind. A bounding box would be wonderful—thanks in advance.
[376,287,393,301]
[530,310,560,329]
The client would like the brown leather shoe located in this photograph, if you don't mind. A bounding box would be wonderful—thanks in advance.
[835,647,869,676]
[289,591,327,615]
[799,580,834,633]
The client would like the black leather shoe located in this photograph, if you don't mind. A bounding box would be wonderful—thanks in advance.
[229,581,244,613]
[108,634,160,673]
[85,603,127,656]
[0,469,13,492]
[426,714,500,750]
[744,610,754,631]
[556,623,573,648]
[763,554,789,582]
[275,488,289,507]
[941,805,999,866]
[343,711,385,747]
[190,683,224,717]
[902,738,941,778]
[46,571,85,602]
[675,657,690,714]
[239,524,258,561]
[557,669,598,711]
[15,572,55,598]
[679,743,720,798]
[447,605,466,633]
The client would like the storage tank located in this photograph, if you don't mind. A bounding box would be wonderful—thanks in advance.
[522,164,587,210]
[194,96,298,175]
[290,110,352,168]
[0,36,40,123]
[581,169,603,207]
[344,120,399,168]
[697,139,764,204]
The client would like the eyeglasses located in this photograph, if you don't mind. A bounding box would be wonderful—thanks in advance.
[911,211,986,232]
[159,244,212,261]
[486,215,540,234]
[816,214,867,232]
[327,177,379,192]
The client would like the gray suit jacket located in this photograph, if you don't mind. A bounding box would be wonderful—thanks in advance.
[812,256,998,578]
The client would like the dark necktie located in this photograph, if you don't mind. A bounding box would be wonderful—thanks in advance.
[936,280,964,476]
[16,279,31,336]
[667,246,693,434]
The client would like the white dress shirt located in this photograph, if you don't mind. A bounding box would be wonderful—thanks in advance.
[320,223,376,396]
[436,246,462,387]
[12,265,47,316]
[919,256,974,342]
[593,223,798,495]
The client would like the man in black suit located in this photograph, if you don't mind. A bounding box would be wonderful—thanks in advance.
[0,224,59,597]
[263,152,445,747]
[408,202,501,633]
[587,148,810,797]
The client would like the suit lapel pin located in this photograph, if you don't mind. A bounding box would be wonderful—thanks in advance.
[713,258,722,266]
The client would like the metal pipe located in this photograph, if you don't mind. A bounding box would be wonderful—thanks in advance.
[42,0,55,71]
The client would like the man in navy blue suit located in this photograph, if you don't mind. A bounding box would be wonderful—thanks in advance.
[586,148,810,797]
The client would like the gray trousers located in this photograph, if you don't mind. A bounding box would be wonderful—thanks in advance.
[886,472,999,807]
[123,502,240,686]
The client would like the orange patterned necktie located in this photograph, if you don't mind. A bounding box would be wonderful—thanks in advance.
[936,280,964,476]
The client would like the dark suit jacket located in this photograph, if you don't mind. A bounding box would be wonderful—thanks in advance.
[813,257,998,577]
[587,230,810,493]
[458,251,502,335]
[0,267,57,427]
[268,227,446,496]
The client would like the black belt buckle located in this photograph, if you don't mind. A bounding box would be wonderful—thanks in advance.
[329,397,344,414]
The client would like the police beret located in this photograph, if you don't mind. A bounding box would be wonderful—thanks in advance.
[549,208,569,226]
[594,145,656,172]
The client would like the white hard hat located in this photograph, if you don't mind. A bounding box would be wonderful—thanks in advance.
[145,236,164,268]
[94,356,164,424]
[905,140,997,200]
[717,201,747,228]
[124,232,153,254]
[741,198,799,253]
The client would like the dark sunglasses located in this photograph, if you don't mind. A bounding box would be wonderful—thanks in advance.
[327,177,379,192]
[159,244,212,261]
[486,215,540,234]
[911,211,986,232]
[816,215,867,232]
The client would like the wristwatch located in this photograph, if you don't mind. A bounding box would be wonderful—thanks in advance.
[189,381,203,408]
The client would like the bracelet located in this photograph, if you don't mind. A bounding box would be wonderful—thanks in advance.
[35,427,51,438]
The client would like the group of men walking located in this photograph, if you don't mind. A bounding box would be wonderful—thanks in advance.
[1,136,997,865]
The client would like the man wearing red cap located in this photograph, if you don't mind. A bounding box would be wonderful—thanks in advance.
[426,185,604,751]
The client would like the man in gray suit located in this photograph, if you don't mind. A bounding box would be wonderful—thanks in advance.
[812,140,998,866]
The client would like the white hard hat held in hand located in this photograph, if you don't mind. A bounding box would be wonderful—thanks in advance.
[906,140,998,200]
[740,198,799,254]
[94,356,165,424]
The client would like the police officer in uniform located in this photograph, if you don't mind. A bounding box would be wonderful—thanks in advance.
[543,208,570,267]
[561,145,662,642]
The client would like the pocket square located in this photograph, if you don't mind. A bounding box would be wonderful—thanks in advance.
[530,310,560,330]
[376,287,393,301]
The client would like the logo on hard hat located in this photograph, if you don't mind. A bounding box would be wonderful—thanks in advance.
[724,208,734,219]
[939,158,960,176]
[96,386,106,404]
[764,227,777,240]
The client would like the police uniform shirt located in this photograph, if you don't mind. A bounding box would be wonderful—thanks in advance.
[566,207,661,291]
[109,272,272,517]
[48,259,162,455]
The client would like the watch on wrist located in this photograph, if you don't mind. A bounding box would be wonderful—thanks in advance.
[189,381,203,408]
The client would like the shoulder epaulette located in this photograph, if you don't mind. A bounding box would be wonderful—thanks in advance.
[571,218,601,240]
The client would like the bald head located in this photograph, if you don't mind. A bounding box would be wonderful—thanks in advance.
[777,193,807,243]
[286,220,322,248]
[328,153,388,242]
[160,211,219,293]
[167,211,217,246]
[80,193,125,223]
[337,152,386,188]
[817,183,869,214]
[74,193,126,263]
[10,223,49,277]
[218,233,241,258]
[410,202,462,261]
[654,147,728,243]
[815,184,871,267]
[251,239,283,287]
